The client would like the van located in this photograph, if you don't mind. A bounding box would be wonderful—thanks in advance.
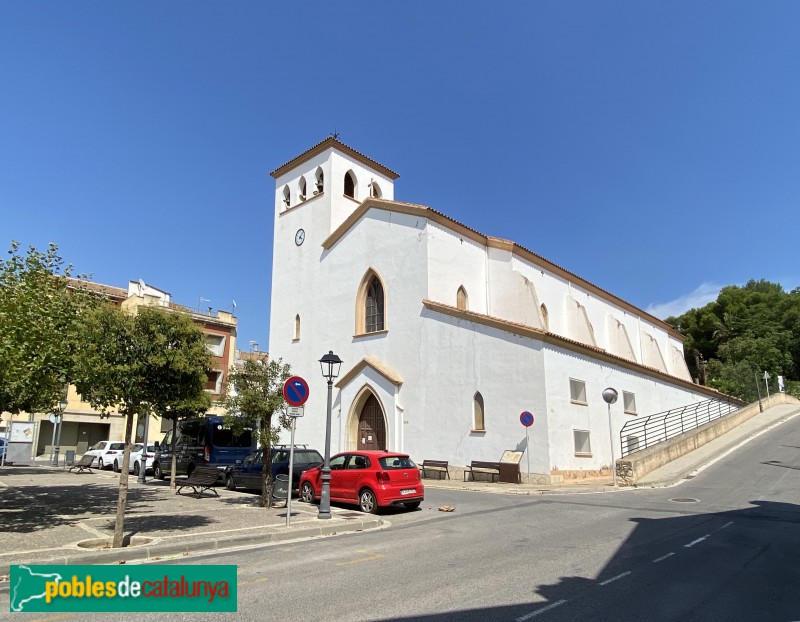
[152,415,255,480]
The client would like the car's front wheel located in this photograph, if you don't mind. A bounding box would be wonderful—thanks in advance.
[359,489,378,514]
[300,482,315,504]
[153,462,164,480]
[225,475,236,491]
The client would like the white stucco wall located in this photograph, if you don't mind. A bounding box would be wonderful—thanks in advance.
[267,142,701,477]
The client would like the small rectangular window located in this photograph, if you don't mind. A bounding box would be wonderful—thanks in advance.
[205,370,223,394]
[570,378,587,404]
[205,334,226,357]
[623,391,637,414]
[574,430,591,455]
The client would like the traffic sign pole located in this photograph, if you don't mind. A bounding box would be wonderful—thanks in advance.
[286,412,296,528]
[526,427,530,484]
[519,411,534,485]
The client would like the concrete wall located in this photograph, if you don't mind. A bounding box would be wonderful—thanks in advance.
[616,392,800,485]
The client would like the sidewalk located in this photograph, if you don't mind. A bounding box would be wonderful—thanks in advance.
[0,467,380,577]
[2,403,797,578]
[634,402,800,487]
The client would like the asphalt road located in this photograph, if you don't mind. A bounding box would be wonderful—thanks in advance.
[4,415,800,621]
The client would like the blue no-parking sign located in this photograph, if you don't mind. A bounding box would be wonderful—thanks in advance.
[283,376,309,407]
[520,411,534,427]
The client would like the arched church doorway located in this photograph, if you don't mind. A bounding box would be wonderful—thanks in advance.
[358,394,386,450]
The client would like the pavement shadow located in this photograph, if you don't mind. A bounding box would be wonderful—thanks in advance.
[0,483,161,533]
[91,512,216,535]
[370,500,800,622]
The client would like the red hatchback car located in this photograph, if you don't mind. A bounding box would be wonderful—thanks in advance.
[298,450,424,513]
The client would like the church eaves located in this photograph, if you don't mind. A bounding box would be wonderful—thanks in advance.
[270,137,400,180]
[322,197,684,341]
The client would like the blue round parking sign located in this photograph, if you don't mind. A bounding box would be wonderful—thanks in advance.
[520,411,534,427]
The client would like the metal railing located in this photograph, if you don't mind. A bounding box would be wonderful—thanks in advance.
[619,398,742,457]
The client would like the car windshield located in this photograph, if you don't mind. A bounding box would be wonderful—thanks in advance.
[379,456,416,470]
[295,450,323,463]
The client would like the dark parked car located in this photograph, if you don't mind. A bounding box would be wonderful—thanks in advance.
[224,446,323,492]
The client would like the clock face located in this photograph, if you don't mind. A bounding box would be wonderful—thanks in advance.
[294,229,305,246]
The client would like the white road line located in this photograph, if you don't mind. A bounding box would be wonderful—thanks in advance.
[653,552,675,563]
[684,535,710,548]
[599,571,631,586]
[516,600,568,620]
[720,521,734,529]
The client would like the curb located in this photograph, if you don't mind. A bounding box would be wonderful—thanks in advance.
[0,517,382,578]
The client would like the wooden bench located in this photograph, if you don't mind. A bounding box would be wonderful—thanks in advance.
[421,460,450,479]
[463,461,501,482]
[68,455,95,474]
[176,466,221,498]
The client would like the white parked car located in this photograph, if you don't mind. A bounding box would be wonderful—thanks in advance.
[83,440,126,470]
[128,443,157,476]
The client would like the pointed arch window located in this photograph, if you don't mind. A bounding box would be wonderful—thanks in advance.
[473,392,485,431]
[293,314,300,341]
[344,170,356,199]
[540,303,549,330]
[282,185,291,209]
[369,181,382,198]
[356,270,387,335]
[457,286,468,311]
[365,277,384,332]
[314,167,324,194]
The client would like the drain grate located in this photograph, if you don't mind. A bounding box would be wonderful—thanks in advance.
[670,497,699,503]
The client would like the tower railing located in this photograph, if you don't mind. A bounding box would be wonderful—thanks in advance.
[619,398,741,457]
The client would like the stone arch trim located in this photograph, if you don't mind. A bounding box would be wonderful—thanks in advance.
[355,267,387,335]
[345,384,389,451]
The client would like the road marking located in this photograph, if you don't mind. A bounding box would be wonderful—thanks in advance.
[599,571,631,586]
[653,552,675,563]
[239,577,269,586]
[77,522,108,539]
[516,599,568,620]
[720,521,734,529]
[684,535,710,548]
[335,553,384,566]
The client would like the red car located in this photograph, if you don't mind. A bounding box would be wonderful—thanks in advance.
[298,450,424,513]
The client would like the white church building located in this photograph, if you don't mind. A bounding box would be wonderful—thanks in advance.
[268,138,727,480]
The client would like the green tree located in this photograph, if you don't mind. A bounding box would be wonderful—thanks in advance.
[159,398,210,490]
[221,359,291,508]
[0,241,97,417]
[668,279,800,401]
[73,304,211,547]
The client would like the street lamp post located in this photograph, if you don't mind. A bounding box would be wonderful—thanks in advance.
[52,393,69,467]
[602,387,619,487]
[318,351,342,520]
[138,403,150,484]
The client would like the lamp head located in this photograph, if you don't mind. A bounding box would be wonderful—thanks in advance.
[319,351,343,382]
[602,387,618,404]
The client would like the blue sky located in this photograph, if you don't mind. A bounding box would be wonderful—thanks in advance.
[2,2,799,351]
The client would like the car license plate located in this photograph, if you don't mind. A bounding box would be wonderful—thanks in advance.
[400,489,416,496]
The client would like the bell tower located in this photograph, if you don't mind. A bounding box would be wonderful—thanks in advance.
[267,138,399,356]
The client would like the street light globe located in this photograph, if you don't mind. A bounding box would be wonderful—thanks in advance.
[602,387,618,404]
